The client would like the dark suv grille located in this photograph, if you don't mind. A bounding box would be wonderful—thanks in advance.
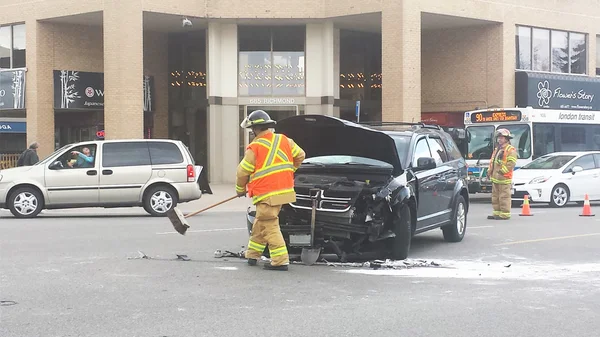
[290,190,352,213]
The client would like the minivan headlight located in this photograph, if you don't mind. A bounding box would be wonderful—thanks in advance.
[529,176,550,184]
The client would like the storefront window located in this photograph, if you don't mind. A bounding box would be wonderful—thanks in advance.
[516,25,587,75]
[238,26,305,96]
[0,24,25,69]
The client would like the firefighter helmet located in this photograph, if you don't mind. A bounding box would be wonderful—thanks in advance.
[240,110,276,129]
[495,128,513,139]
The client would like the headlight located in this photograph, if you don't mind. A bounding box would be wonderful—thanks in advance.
[529,176,550,184]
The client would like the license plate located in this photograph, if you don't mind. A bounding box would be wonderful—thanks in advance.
[289,234,311,246]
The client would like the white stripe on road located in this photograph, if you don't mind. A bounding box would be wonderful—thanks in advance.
[494,232,600,246]
[156,227,247,235]
[469,226,494,229]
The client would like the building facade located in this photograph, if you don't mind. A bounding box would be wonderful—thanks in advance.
[1,0,600,182]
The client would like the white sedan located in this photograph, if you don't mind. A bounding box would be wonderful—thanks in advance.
[511,151,600,208]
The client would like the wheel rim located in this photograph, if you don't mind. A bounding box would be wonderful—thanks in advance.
[552,187,568,206]
[14,192,38,215]
[456,202,466,234]
[150,191,173,213]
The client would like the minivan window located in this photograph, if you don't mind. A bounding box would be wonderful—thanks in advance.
[148,142,184,165]
[102,142,151,167]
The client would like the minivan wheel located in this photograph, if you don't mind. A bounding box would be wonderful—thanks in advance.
[390,204,412,260]
[143,185,178,217]
[442,195,467,243]
[8,187,43,218]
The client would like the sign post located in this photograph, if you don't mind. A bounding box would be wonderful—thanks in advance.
[355,100,361,123]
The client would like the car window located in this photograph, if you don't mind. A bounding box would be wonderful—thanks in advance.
[566,154,596,172]
[427,137,448,164]
[148,142,184,165]
[50,144,97,170]
[521,155,575,170]
[102,142,151,168]
[441,133,462,161]
[413,138,431,166]
[594,154,600,168]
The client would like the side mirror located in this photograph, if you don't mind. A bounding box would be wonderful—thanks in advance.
[415,157,436,171]
[49,161,62,170]
[572,165,583,174]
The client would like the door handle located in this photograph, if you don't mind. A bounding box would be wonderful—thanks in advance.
[102,169,113,175]
[86,170,97,176]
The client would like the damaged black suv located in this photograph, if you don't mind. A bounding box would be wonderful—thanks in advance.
[263,114,470,262]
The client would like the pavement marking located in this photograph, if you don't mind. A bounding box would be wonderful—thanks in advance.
[469,226,494,229]
[156,227,246,235]
[494,232,600,246]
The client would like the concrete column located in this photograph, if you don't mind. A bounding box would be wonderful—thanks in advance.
[486,23,505,107]
[144,31,169,139]
[501,20,516,108]
[382,0,421,122]
[103,1,144,139]
[206,22,238,184]
[333,27,341,118]
[25,20,55,157]
[305,22,337,116]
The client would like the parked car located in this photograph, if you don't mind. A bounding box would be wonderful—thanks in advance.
[511,151,600,208]
[0,139,212,218]
[246,115,470,262]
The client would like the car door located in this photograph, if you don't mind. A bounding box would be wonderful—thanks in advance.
[43,142,100,205]
[562,154,598,201]
[411,136,438,229]
[426,136,457,216]
[98,141,152,204]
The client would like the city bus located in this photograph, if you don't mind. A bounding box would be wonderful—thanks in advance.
[463,106,600,193]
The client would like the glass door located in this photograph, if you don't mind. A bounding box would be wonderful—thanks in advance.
[239,105,299,160]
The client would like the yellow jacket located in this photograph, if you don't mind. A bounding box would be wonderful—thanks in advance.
[488,143,518,184]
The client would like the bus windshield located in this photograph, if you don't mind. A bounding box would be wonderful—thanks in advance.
[466,125,494,160]
[498,124,532,160]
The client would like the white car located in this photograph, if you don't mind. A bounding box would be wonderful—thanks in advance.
[511,151,600,208]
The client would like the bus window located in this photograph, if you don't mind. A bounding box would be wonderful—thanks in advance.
[466,125,494,160]
[561,126,586,151]
[500,124,532,159]
[532,124,555,158]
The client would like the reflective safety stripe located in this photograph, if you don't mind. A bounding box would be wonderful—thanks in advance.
[493,211,501,215]
[264,134,281,168]
[507,156,517,163]
[252,138,289,162]
[236,185,245,192]
[491,177,512,184]
[291,144,301,157]
[248,240,266,252]
[269,246,288,257]
[240,159,255,172]
[252,188,295,204]
[249,163,296,182]
[500,166,509,174]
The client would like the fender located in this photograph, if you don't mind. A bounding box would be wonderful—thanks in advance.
[449,177,470,214]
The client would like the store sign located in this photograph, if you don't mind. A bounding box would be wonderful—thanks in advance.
[515,71,600,111]
[0,121,26,133]
[0,70,26,110]
[248,98,296,105]
[53,70,155,112]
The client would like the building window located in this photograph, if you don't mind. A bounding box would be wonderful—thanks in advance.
[596,35,600,76]
[0,23,26,69]
[238,26,305,96]
[516,25,586,75]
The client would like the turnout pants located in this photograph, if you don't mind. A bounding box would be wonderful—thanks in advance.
[491,183,512,219]
[245,203,289,266]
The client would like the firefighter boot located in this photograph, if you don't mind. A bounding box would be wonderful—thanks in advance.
[247,258,257,266]
[263,262,288,271]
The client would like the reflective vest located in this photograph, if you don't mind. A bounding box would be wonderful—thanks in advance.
[488,144,517,183]
[247,132,296,204]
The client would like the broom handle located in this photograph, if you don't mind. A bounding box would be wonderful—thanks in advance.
[184,195,239,218]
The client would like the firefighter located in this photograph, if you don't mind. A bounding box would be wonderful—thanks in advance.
[487,128,518,220]
[236,110,306,271]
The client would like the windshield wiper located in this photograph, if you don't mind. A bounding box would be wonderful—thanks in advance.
[302,162,326,167]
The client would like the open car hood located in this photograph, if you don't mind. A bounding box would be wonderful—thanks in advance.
[275,115,403,175]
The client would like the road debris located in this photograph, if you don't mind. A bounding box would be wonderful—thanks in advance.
[176,254,191,261]
[128,251,151,260]
[214,246,246,259]
[0,300,18,307]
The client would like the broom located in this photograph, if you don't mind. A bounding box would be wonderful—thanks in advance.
[167,195,239,235]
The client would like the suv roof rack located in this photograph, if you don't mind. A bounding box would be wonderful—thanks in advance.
[359,121,442,131]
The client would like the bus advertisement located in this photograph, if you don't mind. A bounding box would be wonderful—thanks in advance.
[463,106,600,193]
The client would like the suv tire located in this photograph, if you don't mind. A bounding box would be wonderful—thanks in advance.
[391,204,412,260]
[442,195,467,242]
[8,187,44,218]
[143,185,178,217]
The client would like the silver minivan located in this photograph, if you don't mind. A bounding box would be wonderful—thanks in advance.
[0,139,212,218]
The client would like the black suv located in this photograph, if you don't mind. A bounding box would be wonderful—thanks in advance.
[251,114,470,262]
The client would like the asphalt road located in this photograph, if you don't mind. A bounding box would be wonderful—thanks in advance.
[1,198,600,337]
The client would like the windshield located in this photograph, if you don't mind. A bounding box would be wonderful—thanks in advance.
[499,124,532,159]
[35,145,71,166]
[466,126,494,160]
[521,155,575,170]
[303,155,393,167]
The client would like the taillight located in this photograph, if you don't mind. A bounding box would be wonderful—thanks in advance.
[187,164,195,182]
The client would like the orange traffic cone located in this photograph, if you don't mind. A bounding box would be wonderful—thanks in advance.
[579,194,595,217]
[519,195,533,216]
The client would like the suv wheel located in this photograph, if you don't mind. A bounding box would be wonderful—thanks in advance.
[8,187,43,218]
[143,185,178,217]
[390,204,412,260]
[442,195,467,242]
